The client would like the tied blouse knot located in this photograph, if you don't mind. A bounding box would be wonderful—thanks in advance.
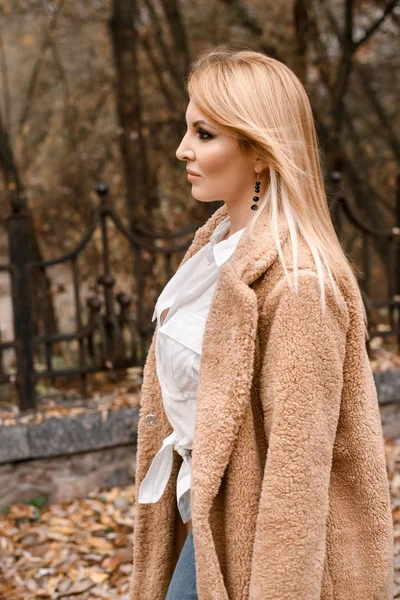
[137,215,245,523]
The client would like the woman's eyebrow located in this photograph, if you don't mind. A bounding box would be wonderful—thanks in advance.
[185,117,217,130]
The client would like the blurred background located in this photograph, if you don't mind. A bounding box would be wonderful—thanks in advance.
[0,1,399,598]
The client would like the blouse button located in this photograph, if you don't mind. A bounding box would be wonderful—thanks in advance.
[145,413,157,425]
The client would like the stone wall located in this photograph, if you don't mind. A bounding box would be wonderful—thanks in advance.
[0,394,140,509]
[1,368,400,508]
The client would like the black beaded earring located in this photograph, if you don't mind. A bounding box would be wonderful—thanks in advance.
[251,172,261,211]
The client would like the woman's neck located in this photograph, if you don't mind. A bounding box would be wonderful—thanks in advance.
[223,208,255,240]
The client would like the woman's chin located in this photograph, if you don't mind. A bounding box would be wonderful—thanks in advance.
[190,188,214,202]
[192,196,218,204]
[190,190,203,200]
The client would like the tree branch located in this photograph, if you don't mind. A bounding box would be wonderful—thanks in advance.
[219,0,263,35]
[142,0,186,90]
[140,35,177,108]
[158,0,191,79]
[17,0,65,137]
[323,2,400,165]
[331,0,355,135]
[0,30,11,134]
[354,0,399,49]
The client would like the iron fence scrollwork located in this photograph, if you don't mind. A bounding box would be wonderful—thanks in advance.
[0,184,201,412]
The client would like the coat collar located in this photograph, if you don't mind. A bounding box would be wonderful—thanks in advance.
[178,202,290,286]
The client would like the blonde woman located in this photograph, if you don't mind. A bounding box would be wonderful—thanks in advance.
[129,46,393,600]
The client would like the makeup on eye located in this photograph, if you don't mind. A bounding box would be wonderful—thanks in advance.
[184,115,217,136]
[184,121,214,140]
[197,128,213,140]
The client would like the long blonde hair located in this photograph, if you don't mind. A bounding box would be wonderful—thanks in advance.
[185,45,368,338]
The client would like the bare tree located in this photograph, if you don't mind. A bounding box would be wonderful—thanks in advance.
[311,1,398,260]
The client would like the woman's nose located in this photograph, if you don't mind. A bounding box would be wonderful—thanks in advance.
[176,134,195,162]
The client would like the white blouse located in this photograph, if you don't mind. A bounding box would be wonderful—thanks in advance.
[137,215,245,523]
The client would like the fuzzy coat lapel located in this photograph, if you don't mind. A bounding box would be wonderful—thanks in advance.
[173,204,290,592]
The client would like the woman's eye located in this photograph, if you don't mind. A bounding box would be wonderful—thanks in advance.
[197,128,213,141]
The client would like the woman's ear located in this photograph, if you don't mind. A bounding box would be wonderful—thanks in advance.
[254,159,269,174]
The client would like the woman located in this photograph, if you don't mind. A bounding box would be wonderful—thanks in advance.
[129,46,393,600]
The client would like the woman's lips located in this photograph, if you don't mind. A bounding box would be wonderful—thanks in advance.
[187,173,201,181]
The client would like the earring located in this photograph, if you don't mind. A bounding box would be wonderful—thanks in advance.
[251,172,261,211]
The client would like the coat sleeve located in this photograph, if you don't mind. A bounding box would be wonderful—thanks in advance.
[249,269,349,600]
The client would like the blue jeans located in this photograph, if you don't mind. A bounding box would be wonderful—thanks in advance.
[166,528,198,600]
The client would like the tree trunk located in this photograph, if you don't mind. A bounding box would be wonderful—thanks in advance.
[0,109,58,344]
[109,0,154,232]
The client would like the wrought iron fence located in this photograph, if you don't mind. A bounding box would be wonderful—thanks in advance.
[329,170,400,357]
[0,185,202,412]
[1,172,400,412]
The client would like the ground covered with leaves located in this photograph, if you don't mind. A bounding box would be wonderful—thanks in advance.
[0,435,399,599]
[0,483,135,599]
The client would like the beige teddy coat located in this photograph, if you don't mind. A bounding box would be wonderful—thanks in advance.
[129,203,394,600]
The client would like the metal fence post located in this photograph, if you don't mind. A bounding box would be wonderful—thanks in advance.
[6,212,36,411]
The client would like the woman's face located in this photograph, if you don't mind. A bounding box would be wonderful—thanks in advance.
[176,99,260,208]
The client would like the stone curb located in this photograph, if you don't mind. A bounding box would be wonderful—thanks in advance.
[1,368,400,465]
[373,368,400,405]
[0,406,140,464]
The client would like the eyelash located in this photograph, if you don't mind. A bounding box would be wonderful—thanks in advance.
[197,128,213,141]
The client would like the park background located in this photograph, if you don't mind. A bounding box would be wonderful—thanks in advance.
[0,0,400,598]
